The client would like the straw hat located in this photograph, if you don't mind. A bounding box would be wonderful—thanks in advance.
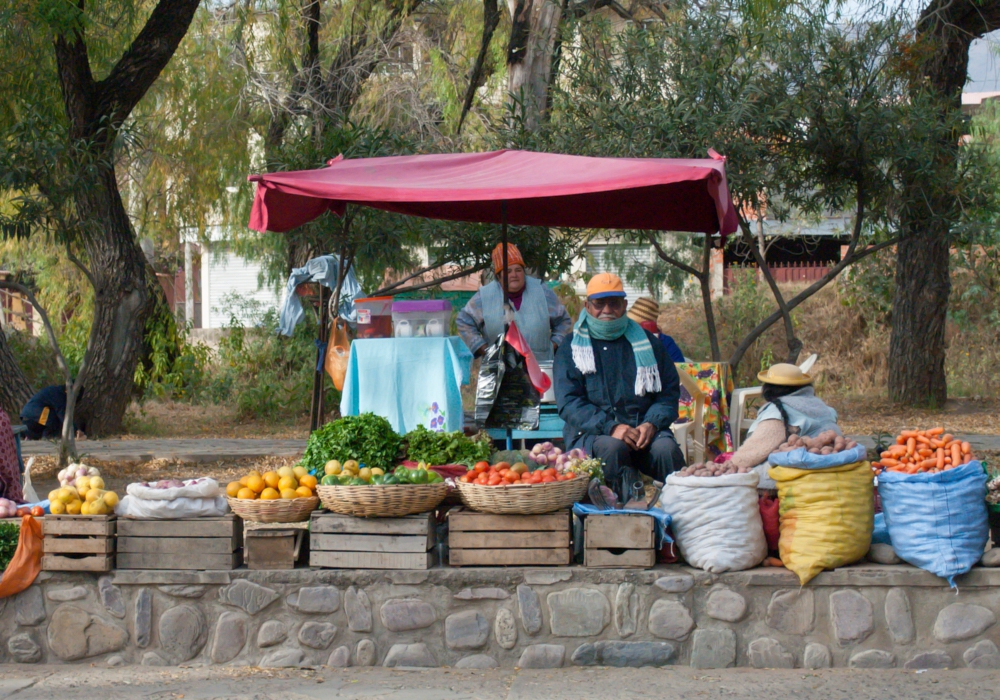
[757,363,813,386]
[627,297,660,325]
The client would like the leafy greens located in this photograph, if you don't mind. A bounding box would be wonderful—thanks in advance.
[404,425,493,466]
[302,413,402,473]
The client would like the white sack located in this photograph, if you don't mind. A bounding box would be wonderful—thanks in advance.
[659,471,767,573]
[115,495,229,519]
[127,478,220,501]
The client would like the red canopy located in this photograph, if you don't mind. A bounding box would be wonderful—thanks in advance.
[248,149,738,235]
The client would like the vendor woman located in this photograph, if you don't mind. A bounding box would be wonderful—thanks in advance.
[728,363,841,489]
[456,243,573,363]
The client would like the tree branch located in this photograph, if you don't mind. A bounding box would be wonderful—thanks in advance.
[65,246,97,291]
[458,0,502,132]
[374,260,459,295]
[380,265,489,296]
[644,231,703,278]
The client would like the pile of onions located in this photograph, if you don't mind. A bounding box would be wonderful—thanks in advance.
[529,442,588,472]
[0,498,19,518]
[58,464,100,488]
[137,478,204,489]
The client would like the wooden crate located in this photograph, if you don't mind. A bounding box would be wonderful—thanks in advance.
[448,508,571,567]
[42,515,116,572]
[583,513,655,569]
[245,529,305,570]
[310,512,436,570]
[116,515,242,571]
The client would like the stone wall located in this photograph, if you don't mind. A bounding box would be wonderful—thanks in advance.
[3,565,1000,670]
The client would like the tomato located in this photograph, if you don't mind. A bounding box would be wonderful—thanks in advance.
[459,474,470,483]
[542,468,558,479]
[474,461,490,471]
[542,476,556,483]
[16,507,29,517]
[30,506,44,517]
[494,462,510,472]
[476,474,489,485]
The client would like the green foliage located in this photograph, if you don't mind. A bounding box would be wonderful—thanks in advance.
[301,413,403,472]
[3,330,60,391]
[133,311,211,401]
[403,425,492,466]
[0,521,19,571]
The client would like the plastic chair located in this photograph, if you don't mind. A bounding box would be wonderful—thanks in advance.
[730,353,818,451]
[672,369,705,464]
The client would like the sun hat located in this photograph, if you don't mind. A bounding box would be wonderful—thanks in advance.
[757,363,814,386]
[491,243,525,274]
[586,272,627,299]
[627,297,660,324]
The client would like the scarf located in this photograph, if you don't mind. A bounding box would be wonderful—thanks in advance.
[571,311,661,396]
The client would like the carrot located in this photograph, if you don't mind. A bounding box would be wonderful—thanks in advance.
[941,434,954,444]
[882,458,900,467]
[906,437,916,455]
[905,464,920,474]
[951,443,962,466]
[916,435,932,445]
[917,448,933,458]
[961,441,972,454]
[927,427,944,436]
[918,458,937,470]
[896,436,907,445]
[930,438,944,449]
[936,448,945,470]
[900,430,919,438]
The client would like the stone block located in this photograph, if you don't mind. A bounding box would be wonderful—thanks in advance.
[218,580,279,615]
[445,610,489,650]
[885,588,914,645]
[456,654,499,669]
[257,620,287,648]
[455,587,510,600]
[548,588,610,637]
[99,576,126,619]
[518,644,565,669]
[765,589,813,635]
[210,612,247,664]
[260,648,305,668]
[16,586,45,626]
[648,600,694,641]
[848,650,895,669]
[748,638,794,669]
[47,605,127,661]
[706,589,746,623]
[524,571,572,585]
[380,599,436,632]
[106,655,125,667]
[356,639,377,667]
[46,587,88,602]
[517,585,543,635]
[964,640,1000,669]
[933,603,997,643]
[389,571,430,584]
[868,544,901,565]
[803,643,831,670]
[571,641,675,668]
[690,629,736,669]
[980,548,1000,567]
[615,583,638,637]
[495,607,517,649]
[345,587,373,632]
[654,575,694,593]
[904,651,952,670]
[288,586,340,614]
[327,646,351,668]
[830,590,873,646]
[158,585,207,598]
[298,621,338,649]
[159,604,208,663]
[135,588,152,648]
[142,652,169,667]
[8,632,42,663]
[383,643,436,668]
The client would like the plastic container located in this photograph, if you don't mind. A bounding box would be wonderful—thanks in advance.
[355,297,394,339]
[392,300,452,338]
[539,361,555,403]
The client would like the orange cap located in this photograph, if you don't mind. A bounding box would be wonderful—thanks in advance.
[586,272,626,299]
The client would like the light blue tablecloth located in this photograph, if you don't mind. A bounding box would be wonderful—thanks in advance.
[340,337,473,434]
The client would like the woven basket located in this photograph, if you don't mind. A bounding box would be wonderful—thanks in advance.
[226,496,319,523]
[456,477,588,515]
[316,483,448,518]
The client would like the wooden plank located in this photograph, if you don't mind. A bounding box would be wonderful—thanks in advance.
[448,509,569,533]
[43,516,115,537]
[246,531,298,570]
[448,531,570,549]
[310,533,431,553]
[116,552,240,571]
[310,549,435,570]
[449,547,571,567]
[584,548,656,569]
[44,537,114,554]
[584,515,655,550]
[42,554,114,572]
[117,516,238,539]
[310,512,434,536]
[117,537,235,554]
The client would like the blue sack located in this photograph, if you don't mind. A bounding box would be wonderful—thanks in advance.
[871,512,891,545]
[877,461,988,587]
[768,443,868,470]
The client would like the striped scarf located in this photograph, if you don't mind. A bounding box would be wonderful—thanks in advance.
[571,311,662,396]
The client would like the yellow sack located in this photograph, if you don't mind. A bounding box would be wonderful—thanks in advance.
[769,460,874,585]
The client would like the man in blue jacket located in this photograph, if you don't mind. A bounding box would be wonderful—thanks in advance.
[554,273,684,502]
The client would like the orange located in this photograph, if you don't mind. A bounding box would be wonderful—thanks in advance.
[299,474,317,489]
[280,488,298,499]
[260,487,280,500]
[247,474,265,493]
[248,469,261,478]
[278,476,298,492]
[226,481,242,498]
[239,475,250,487]
[237,487,256,500]
[295,486,313,499]
[263,471,280,489]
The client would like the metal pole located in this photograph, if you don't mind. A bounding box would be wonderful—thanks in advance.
[501,201,509,306]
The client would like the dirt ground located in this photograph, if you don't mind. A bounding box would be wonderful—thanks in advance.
[121,401,310,440]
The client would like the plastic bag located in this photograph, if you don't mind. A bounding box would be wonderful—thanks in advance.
[325,318,352,391]
[115,495,229,519]
[660,471,767,573]
[474,328,540,430]
[127,478,220,501]
[769,459,874,585]
[0,515,43,598]
[759,493,780,552]
[877,461,987,587]
[767,444,868,470]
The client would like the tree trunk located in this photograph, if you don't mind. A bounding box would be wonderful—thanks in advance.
[506,0,563,129]
[0,330,33,419]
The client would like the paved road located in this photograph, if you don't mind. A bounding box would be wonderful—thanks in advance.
[0,665,997,700]
[19,433,1000,462]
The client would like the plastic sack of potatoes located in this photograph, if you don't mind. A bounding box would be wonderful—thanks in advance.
[659,471,767,573]
[769,459,874,585]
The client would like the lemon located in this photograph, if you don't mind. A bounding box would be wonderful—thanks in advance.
[90,501,109,516]
[278,476,298,491]
[344,460,359,472]
[226,481,242,498]
[263,471,280,489]
[359,467,372,483]
[370,468,385,477]
[80,501,91,515]
[103,491,120,508]
[293,466,308,479]
[58,488,75,504]
[280,488,298,499]
[237,487,256,500]
[89,476,105,490]
[49,499,66,515]
[295,485,313,498]
[66,500,81,515]
[260,487,280,500]
[75,476,91,491]
[85,489,102,503]
[48,489,60,502]
[278,466,295,479]
[325,460,342,475]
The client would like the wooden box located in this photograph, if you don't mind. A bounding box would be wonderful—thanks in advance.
[42,515,116,572]
[245,529,305,570]
[584,513,656,568]
[116,515,242,570]
[448,508,571,567]
[310,512,436,570]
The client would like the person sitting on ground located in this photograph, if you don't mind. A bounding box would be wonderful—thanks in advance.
[627,296,686,363]
[20,385,86,440]
[456,243,573,364]
[554,273,685,503]
[728,363,840,490]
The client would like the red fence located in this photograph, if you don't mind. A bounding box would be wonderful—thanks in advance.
[724,263,831,291]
